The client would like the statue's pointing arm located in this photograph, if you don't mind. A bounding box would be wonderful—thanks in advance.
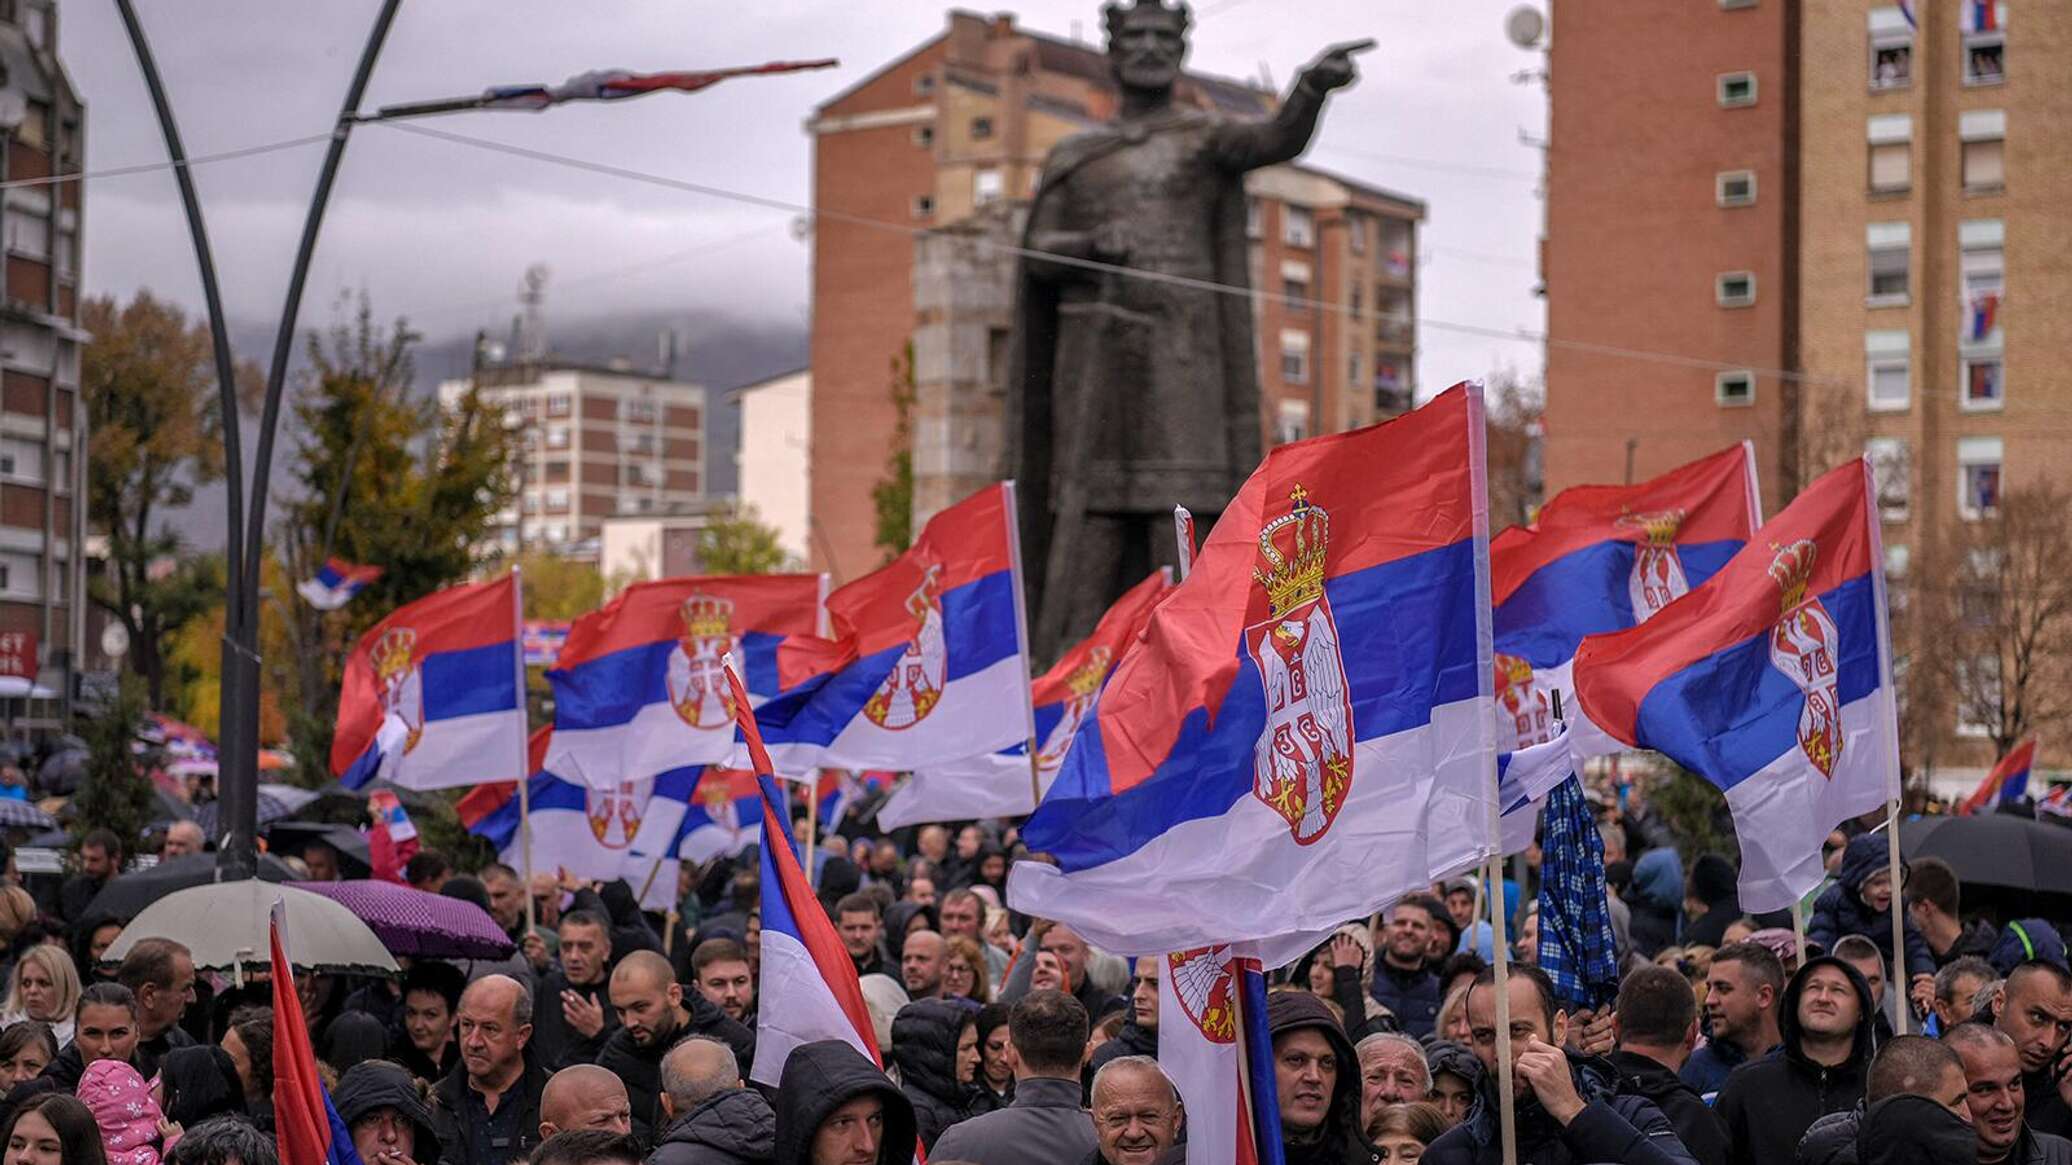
[1211,38,1373,171]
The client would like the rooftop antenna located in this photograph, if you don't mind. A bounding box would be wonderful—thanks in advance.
[517,263,550,365]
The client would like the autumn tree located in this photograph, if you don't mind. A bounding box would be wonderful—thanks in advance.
[871,344,917,561]
[81,292,258,708]
[1484,368,1545,530]
[698,504,794,574]
[1916,482,2072,764]
[512,548,604,621]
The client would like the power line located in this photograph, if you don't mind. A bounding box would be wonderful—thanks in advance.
[0,131,335,192]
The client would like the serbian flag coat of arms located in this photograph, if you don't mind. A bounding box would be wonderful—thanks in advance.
[1491,442,1761,758]
[333,574,528,790]
[545,574,825,787]
[1574,458,1899,912]
[880,569,1172,828]
[755,483,1034,773]
[1159,943,1293,1165]
[1009,385,1498,955]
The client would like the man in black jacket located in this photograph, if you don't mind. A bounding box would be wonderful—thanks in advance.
[1792,1034,1971,1164]
[530,909,620,1070]
[116,937,196,1078]
[1264,988,1379,1165]
[58,829,120,924]
[1423,963,1696,1165]
[1715,955,1878,1165]
[597,950,754,1140]
[1608,966,1730,1165]
[1990,960,2072,1138]
[773,1038,918,1165]
[651,1035,776,1165]
[429,974,550,1165]
[1369,897,1444,1038]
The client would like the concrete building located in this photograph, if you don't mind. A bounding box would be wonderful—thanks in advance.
[1546,1,2072,778]
[598,504,727,585]
[730,367,811,565]
[808,10,1422,581]
[437,360,706,563]
[0,1,84,715]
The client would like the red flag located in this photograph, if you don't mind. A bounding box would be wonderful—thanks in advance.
[272,901,361,1165]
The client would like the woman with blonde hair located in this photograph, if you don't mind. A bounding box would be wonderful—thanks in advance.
[941,935,992,1004]
[0,944,81,1046]
[1433,982,1473,1045]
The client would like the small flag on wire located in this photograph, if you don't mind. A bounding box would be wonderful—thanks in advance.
[297,558,382,610]
[379,60,840,120]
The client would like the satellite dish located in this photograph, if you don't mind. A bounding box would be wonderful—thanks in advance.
[1505,5,1546,49]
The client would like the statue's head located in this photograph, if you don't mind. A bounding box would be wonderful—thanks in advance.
[1104,0,1191,95]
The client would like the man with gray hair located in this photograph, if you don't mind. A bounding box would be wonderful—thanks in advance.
[1355,1031,1431,1133]
[649,1034,776,1165]
[1089,1055,1183,1165]
[430,973,548,1165]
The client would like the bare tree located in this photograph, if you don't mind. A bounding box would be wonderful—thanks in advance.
[1484,368,1544,530]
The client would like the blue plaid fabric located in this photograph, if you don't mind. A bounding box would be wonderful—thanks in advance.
[1536,773,1622,1011]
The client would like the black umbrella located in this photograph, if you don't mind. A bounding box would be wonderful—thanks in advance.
[193,789,297,836]
[261,822,373,877]
[82,851,298,919]
[36,749,86,796]
[1897,813,2072,894]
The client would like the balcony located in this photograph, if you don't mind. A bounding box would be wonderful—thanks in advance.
[1374,316,1415,348]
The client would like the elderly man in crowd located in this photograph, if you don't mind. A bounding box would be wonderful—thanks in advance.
[537,1064,633,1141]
[1087,1056,1184,1165]
[1355,1032,1431,1136]
[650,1034,777,1165]
[430,974,549,1165]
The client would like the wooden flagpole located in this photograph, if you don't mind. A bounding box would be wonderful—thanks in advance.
[510,564,536,937]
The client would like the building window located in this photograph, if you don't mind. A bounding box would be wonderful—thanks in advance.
[1868,7,1914,89]
[1715,271,1756,307]
[544,394,571,416]
[1958,436,2002,519]
[1350,285,1363,316]
[914,73,936,95]
[971,116,994,140]
[1348,215,1366,255]
[1719,0,1756,9]
[1962,355,2004,410]
[1962,4,2006,84]
[1961,224,2004,347]
[1866,438,1911,522]
[974,168,1004,206]
[1278,329,1310,384]
[1866,222,1910,305]
[1348,352,1362,388]
[1717,72,1758,107]
[1715,170,1757,207]
[1960,110,2005,193]
[1866,329,1911,411]
[1715,371,1755,407]
[1279,259,1311,308]
[913,194,935,220]
[912,125,934,148]
[544,487,570,512]
[1275,401,1310,445]
[1283,206,1314,248]
[1868,115,1913,193]
[545,424,569,449]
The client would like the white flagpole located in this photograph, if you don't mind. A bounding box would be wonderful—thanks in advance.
[1863,455,1910,1034]
[510,564,536,936]
[1173,505,1196,582]
[1002,481,1044,811]
[804,776,820,891]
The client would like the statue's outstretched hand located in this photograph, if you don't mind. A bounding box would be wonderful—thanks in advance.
[1305,39,1375,92]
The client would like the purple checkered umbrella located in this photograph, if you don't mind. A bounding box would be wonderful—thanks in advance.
[288,879,514,960]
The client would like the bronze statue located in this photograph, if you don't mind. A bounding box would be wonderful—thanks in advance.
[1006,0,1370,659]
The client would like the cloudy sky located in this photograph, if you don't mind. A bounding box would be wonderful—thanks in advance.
[67,0,1548,392]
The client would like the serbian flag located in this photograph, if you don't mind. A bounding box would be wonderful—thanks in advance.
[298,558,382,611]
[273,900,364,1165]
[474,60,839,111]
[755,484,1034,774]
[730,665,882,1087]
[333,575,528,791]
[1574,458,1899,912]
[817,770,893,832]
[880,570,1172,828]
[366,790,419,884]
[1491,442,1760,757]
[545,574,824,788]
[1968,291,2001,342]
[1961,739,2037,815]
[1160,945,1289,1165]
[461,727,655,890]
[1963,1,2003,33]
[630,766,763,864]
[1009,385,1497,955]
[2039,784,2071,819]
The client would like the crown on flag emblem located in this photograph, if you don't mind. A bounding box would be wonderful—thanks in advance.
[1167,947,1238,1044]
[1616,508,1691,621]
[1246,485,1355,846]
[1065,645,1114,699]
[1036,645,1115,777]
[1253,485,1330,618]
[1493,651,1554,750]
[668,594,737,729]
[1615,508,1687,545]
[586,781,643,849]
[864,564,947,731]
[372,627,425,756]
[1765,539,1844,778]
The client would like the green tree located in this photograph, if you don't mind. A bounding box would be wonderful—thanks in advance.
[698,504,793,574]
[275,295,522,779]
[70,678,159,849]
[81,292,257,709]
[870,344,916,561]
[511,548,604,620]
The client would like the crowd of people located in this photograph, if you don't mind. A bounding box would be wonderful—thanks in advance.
[0,783,2062,1165]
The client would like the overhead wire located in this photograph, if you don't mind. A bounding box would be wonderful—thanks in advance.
[0,131,335,192]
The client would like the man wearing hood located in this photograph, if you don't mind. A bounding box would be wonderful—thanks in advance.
[1809,836,1937,1017]
[1715,956,1878,1165]
[336,1059,442,1165]
[597,951,755,1141]
[1680,855,1742,950]
[1264,989,1381,1164]
[650,1035,776,1165]
[1423,964,1696,1165]
[773,1037,919,1165]
[888,997,976,1149]
[930,989,1098,1165]
[1608,966,1728,1165]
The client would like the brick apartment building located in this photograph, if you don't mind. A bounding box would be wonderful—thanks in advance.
[1545,1,2070,778]
[807,10,1422,581]
[436,361,706,563]
[0,2,86,715]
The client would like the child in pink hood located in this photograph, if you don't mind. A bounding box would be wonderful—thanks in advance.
[76,1058,181,1165]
